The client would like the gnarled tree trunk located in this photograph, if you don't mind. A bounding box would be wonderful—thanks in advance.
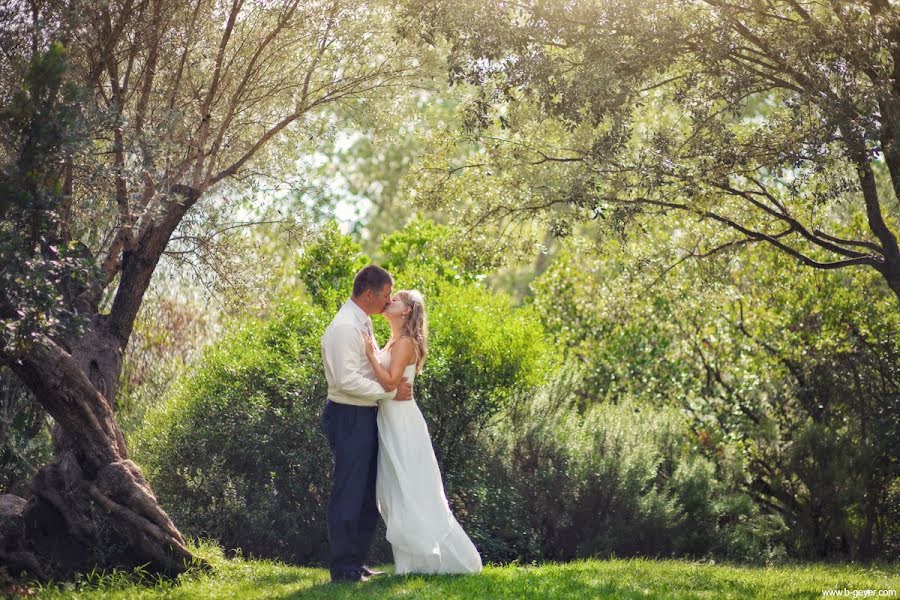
[0,319,195,579]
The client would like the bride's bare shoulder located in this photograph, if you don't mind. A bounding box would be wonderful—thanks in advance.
[391,336,415,352]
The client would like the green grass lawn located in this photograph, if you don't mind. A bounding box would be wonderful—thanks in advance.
[23,542,900,599]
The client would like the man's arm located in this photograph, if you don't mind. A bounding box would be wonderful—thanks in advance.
[326,323,399,401]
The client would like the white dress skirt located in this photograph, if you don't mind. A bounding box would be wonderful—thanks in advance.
[375,350,483,575]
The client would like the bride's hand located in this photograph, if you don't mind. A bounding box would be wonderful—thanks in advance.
[360,331,376,359]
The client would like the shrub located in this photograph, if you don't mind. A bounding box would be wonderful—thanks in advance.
[133,219,797,566]
[532,236,900,561]
[480,370,788,563]
[133,222,553,564]
[132,300,333,563]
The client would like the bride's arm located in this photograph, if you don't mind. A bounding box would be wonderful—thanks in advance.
[362,333,415,392]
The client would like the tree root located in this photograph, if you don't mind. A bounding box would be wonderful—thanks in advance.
[11,454,203,580]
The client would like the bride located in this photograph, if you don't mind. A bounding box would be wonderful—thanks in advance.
[361,290,483,575]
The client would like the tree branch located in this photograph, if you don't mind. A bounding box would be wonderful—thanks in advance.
[848,142,900,268]
[107,185,201,346]
[204,0,303,184]
[612,196,880,270]
[190,0,243,188]
[813,228,884,254]
[710,180,874,260]
[640,236,759,295]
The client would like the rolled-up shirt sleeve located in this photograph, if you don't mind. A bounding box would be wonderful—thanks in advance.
[325,323,396,401]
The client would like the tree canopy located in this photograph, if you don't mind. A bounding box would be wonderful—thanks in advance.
[399,0,900,300]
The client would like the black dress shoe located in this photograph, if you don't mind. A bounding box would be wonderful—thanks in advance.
[330,569,368,583]
[361,565,386,577]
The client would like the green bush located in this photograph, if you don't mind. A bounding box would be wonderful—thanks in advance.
[133,222,554,564]
[133,219,808,566]
[296,221,369,314]
[479,371,788,563]
[132,299,333,563]
[531,234,900,561]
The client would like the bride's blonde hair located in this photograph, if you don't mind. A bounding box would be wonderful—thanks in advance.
[396,290,428,373]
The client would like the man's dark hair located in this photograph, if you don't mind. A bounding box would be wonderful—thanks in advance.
[352,264,393,297]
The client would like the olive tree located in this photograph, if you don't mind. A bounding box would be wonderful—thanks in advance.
[399,0,900,302]
[0,0,419,577]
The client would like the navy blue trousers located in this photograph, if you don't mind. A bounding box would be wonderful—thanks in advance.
[320,400,380,577]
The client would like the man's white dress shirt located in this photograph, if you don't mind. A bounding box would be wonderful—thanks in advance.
[321,299,397,407]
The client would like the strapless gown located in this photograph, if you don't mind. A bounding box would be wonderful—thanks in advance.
[375,350,482,575]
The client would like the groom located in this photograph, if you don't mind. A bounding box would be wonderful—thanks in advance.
[320,264,412,582]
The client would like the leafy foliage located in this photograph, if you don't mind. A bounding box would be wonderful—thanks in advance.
[0,43,98,356]
[0,368,51,495]
[133,299,333,563]
[134,220,553,564]
[296,221,370,314]
[133,215,897,564]
[455,361,787,563]
[399,0,900,300]
[530,219,900,559]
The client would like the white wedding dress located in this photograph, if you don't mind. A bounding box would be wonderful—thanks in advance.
[375,349,483,575]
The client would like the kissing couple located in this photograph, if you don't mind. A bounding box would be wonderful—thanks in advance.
[319,264,483,582]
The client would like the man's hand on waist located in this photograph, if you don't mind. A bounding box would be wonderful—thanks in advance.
[394,378,412,401]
